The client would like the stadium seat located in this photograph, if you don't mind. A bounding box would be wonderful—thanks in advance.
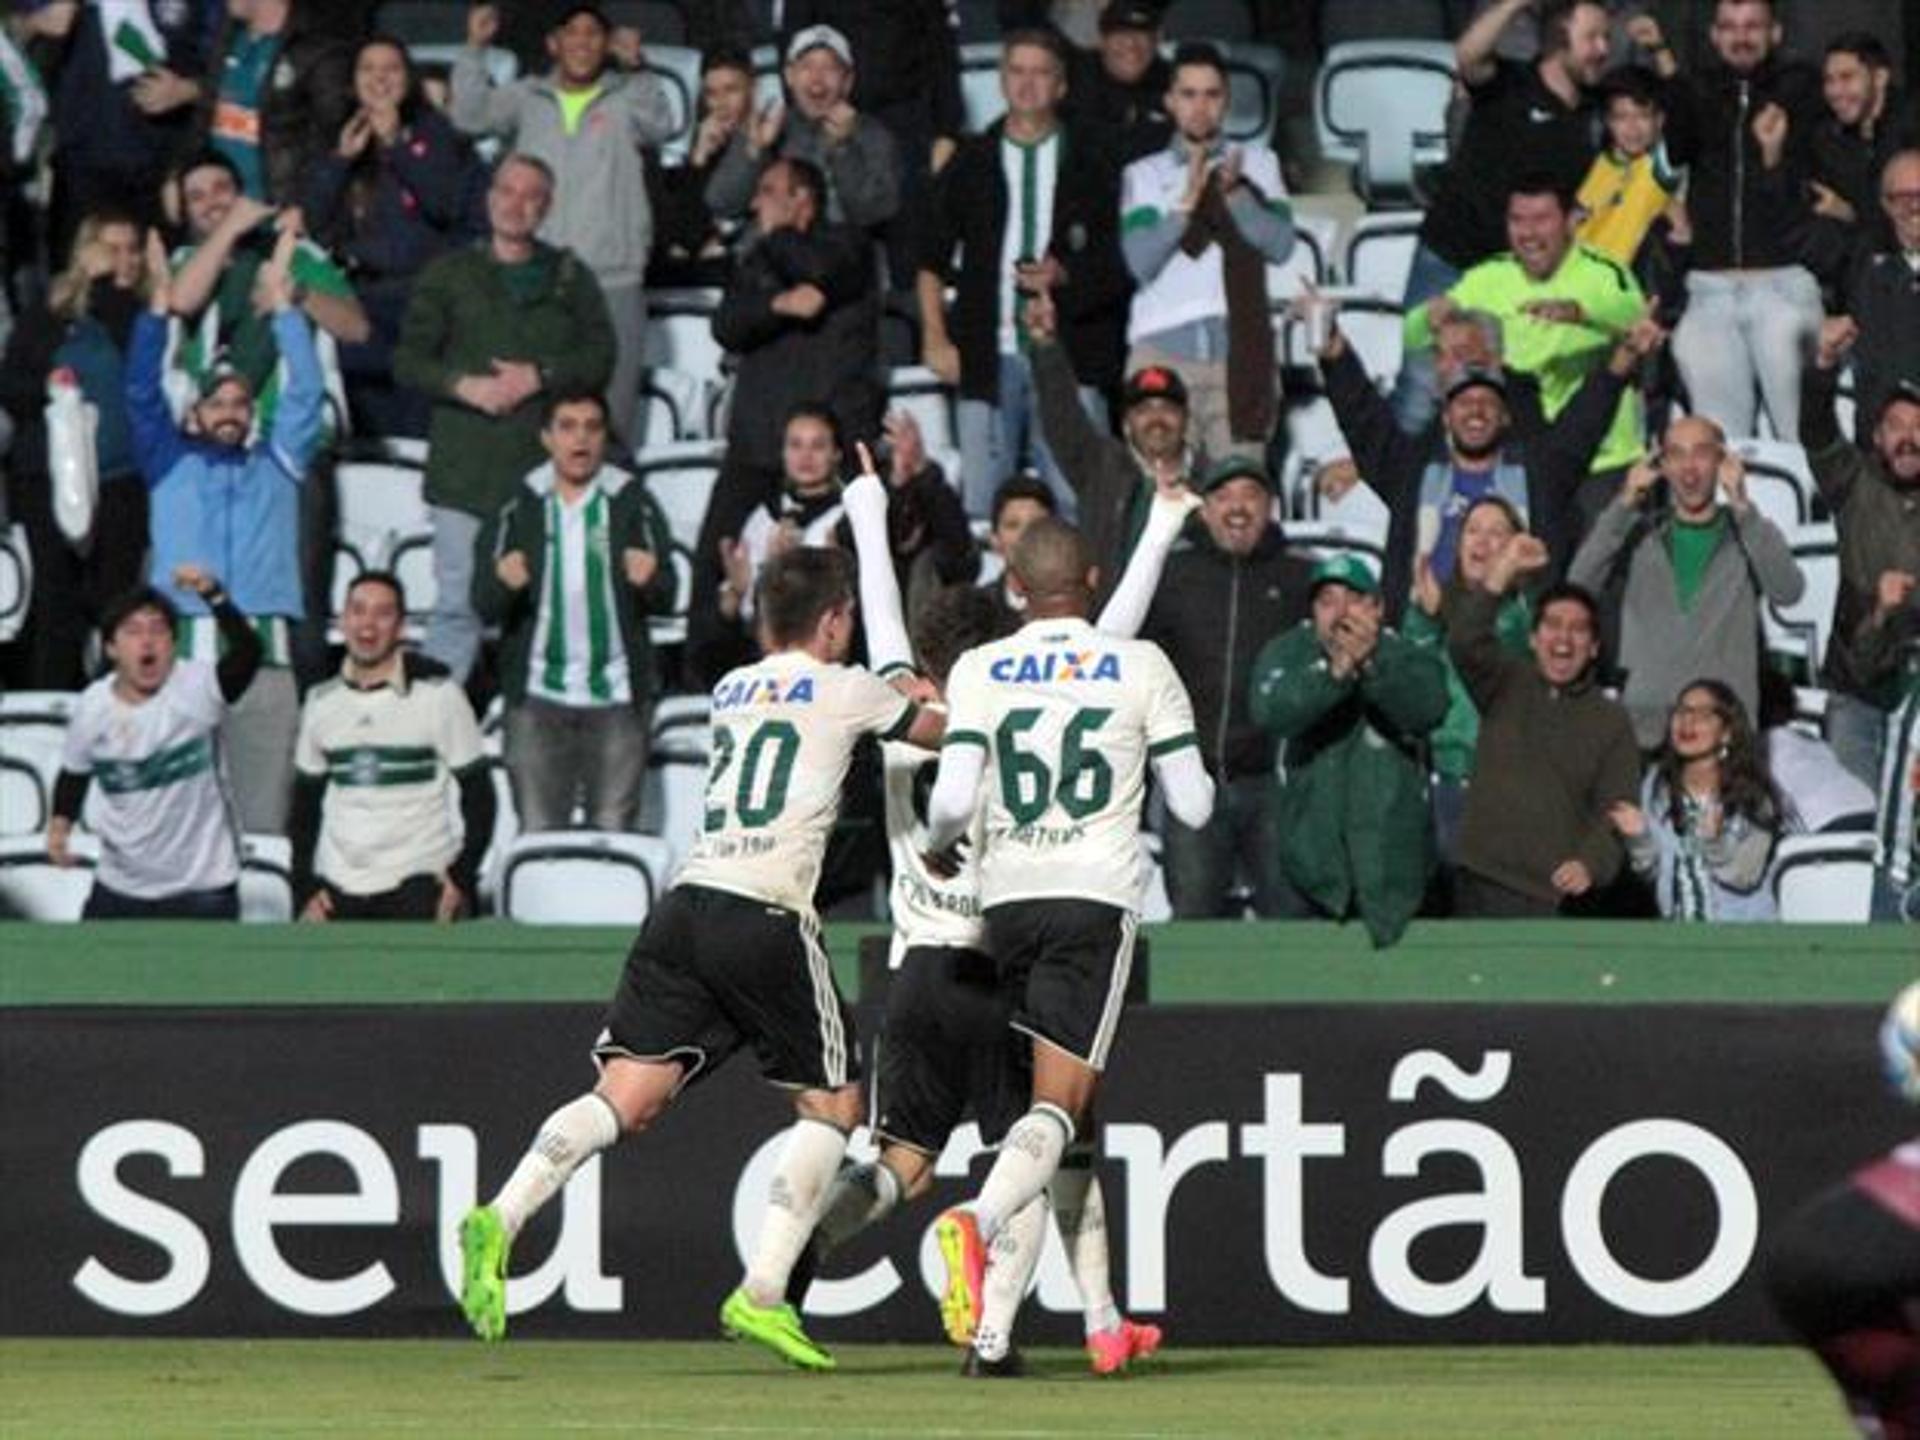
[959,41,1004,132]
[642,287,727,387]
[636,366,707,445]
[477,756,519,913]
[885,366,959,453]
[1161,0,1254,40]
[500,831,676,924]
[1734,438,1820,526]
[335,457,432,571]
[646,695,710,863]
[636,44,700,160]
[1137,833,1173,923]
[0,691,77,809]
[0,754,46,835]
[1315,41,1456,207]
[1764,524,1837,683]
[1773,833,1878,922]
[239,834,294,923]
[406,42,519,86]
[1266,211,1338,337]
[634,440,724,559]
[1217,41,1285,145]
[0,522,29,643]
[1278,396,1353,518]
[1344,210,1425,300]
[0,831,96,920]
[390,531,439,628]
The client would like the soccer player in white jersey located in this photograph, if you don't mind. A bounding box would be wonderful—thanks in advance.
[48,566,260,918]
[921,516,1214,1373]
[457,546,945,1369]
[784,463,1196,1375]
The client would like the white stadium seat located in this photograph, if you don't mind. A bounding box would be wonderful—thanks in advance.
[477,757,519,913]
[642,288,727,387]
[636,44,700,161]
[1315,41,1456,207]
[885,366,959,453]
[0,521,30,642]
[1344,209,1425,301]
[1773,833,1878,923]
[0,754,47,835]
[0,691,77,808]
[406,42,518,85]
[335,459,432,570]
[637,366,708,446]
[647,696,711,864]
[1734,438,1820,528]
[501,831,676,924]
[0,831,97,920]
[1282,519,1388,579]
[1764,524,1837,681]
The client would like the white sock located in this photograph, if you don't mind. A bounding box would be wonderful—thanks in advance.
[813,1160,903,1255]
[744,1118,849,1305]
[973,1194,1047,1363]
[976,1103,1074,1243]
[1049,1147,1120,1336]
[491,1093,621,1241]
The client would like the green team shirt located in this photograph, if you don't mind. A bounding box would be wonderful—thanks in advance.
[1668,513,1727,612]
[1407,244,1646,473]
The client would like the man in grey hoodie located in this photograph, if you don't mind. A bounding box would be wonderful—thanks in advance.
[450,3,676,443]
[703,24,900,238]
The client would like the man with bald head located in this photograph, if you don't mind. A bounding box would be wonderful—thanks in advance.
[919,515,1213,1375]
[1569,416,1804,746]
[1828,149,1920,447]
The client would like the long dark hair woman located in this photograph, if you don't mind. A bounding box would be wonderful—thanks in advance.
[303,36,486,436]
[1609,677,1785,921]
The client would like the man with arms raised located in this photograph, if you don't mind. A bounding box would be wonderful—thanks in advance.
[921,518,1213,1372]
[457,547,944,1370]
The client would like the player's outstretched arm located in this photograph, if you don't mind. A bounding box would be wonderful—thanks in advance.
[1096,488,1201,639]
[1152,744,1215,831]
[923,741,985,852]
[842,444,915,676]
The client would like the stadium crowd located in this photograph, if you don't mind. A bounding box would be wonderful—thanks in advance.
[3,0,1920,937]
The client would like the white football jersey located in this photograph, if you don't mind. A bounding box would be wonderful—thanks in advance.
[882,737,985,962]
[942,616,1199,911]
[63,659,240,897]
[678,651,915,915]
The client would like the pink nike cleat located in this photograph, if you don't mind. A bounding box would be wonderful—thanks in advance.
[1087,1317,1164,1375]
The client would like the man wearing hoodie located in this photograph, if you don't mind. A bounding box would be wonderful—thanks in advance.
[474,386,675,833]
[451,3,676,443]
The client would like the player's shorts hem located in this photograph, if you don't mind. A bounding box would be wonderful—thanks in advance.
[1009,1019,1108,1073]
[590,1039,709,1093]
[870,1126,943,1158]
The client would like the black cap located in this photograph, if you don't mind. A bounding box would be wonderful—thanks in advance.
[1123,363,1188,410]
[1200,454,1273,494]
[1881,380,1920,421]
[1443,367,1509,405]
[1099,0,1161,32]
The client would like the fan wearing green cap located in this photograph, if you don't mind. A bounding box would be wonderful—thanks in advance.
[1245,552,1450,947]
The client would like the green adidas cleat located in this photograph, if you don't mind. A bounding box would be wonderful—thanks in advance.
[459,1205,510,1342]
[719,1287,836,1371]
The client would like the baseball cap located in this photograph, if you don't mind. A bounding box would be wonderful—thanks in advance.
[551,3,610,28]
[197,358,254,400]
[1200,454,1273,494]
[1099,1,1161,32]
[1443,366,1509,405]
[1309,553,1379,597]
[1123,364,1188,410]
[786,24,853,67]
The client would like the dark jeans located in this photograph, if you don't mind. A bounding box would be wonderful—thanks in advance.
[327,873,441,920]
[505,697,651,832]
[1162,772,1313,919]
[83,881,240,920]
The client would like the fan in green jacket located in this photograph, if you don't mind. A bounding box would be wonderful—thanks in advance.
[1248,555,1450,947]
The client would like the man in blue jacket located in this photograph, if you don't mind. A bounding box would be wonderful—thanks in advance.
[126,224,326,836]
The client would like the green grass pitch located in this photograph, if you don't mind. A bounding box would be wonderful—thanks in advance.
[0,1340,1849,1438]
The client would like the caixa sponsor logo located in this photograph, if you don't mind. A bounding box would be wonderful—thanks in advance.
[70,1051,1757,1322]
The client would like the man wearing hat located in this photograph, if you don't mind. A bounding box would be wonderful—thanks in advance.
[1027,285,1199,601]
[1067,1,1173,163]
[705,23,900,234]
[127,223,324,835]
[1802,318,1920,789]
[1141,453,1315,916]
[1248,551,1450,947]
[451,3,677,444]
[1317,300,1654,621]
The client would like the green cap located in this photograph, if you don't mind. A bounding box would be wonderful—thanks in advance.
[1309,552,1379,597]
[1199,454,1274,494]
